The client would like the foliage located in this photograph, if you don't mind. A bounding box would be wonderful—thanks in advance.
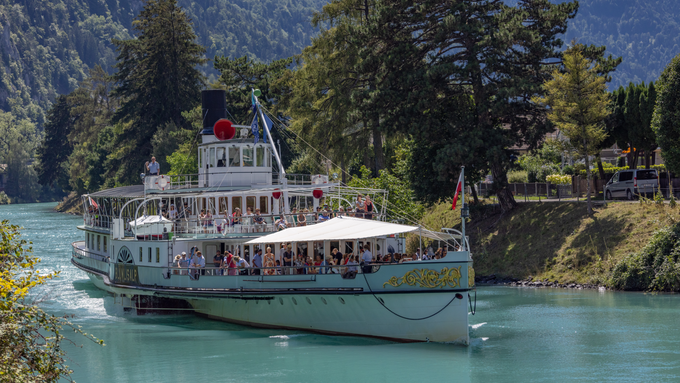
[611,222,680,291]
[110,0,206,185]
[341,0,600,212]
[517,142,563,182]
[534,45,611,214]
[562,165,575,175]
[507,171,528,184]
[561,0,680,89]
[347,143,424,224]
[652,53,680,176]
[0,192,9,204]
[36,95,73,191]
[0,111,46,203]
[546,174,572,185]
[0,220,103,381]
[577,165,629,177]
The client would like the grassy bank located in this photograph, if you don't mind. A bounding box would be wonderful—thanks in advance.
[418,200,680,287]
[55,192,82,214]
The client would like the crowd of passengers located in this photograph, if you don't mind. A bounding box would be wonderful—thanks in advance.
[160,194,377,233]
[171,243,453,279]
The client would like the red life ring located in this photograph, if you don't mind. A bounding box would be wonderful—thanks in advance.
[155,175,169,191]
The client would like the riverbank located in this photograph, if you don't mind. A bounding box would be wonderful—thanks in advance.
[421,199,680,288]
[55,192,82,214]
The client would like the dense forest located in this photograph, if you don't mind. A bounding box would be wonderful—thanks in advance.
[2,0,680,205]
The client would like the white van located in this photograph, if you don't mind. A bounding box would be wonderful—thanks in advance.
[604,169,659,200]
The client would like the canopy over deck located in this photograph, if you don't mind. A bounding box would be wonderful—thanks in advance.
[245,216,422,244]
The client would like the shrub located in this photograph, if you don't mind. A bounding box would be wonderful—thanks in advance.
[546,174,571,185]
[611,223,680,291]
[0,192,9,205]
[507,170,528,183]
[562,165,574,175]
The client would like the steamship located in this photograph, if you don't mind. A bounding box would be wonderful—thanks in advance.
[70,89,475,344]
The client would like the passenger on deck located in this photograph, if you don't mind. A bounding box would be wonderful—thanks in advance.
[263,247,276,275]
[332,248,343,265]
[173,254,182,274]
[275,215,288,231]
[213,251,224,275]
[290,208,299,226]
[146,156,160,176]
[252,248,263,275]
[235,256,250,275]
[355,194,365,218]
[318,209,330,222]
[179,252,189,274]
[275,260,282,275]
[168,204,177,220]
[297,212,307,227]
[254,209,266,231]
[362,244,373,274]
[344,256,359,278]
[190,251,206,278]
[232,208,242,229]
[442,246,448,257]
[283,244,292,275]
[364,196,374,219]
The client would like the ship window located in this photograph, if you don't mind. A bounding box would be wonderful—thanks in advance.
[148,247,152,262]
[256,146,265,167]
[232,196,242,213]
[86,233,89,249]
[156,248,160,263]
[209,147,215,167]
[198,149,203,170]
[97,235,101,251]
[217,147,226,167]
[243,147,253,167]
[104,237,107,253]
[229,147,240,167]
[139,247,143,262]
[218,197,228,215]
[259,196,269,214]
[267,148,271,167]
[246,196,256,214]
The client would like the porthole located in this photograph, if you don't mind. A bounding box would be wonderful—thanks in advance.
[292,298,298,305]
[339,297,345,304]
[321,298,327,305]
[279,298,284,305]
[306,297,312,305]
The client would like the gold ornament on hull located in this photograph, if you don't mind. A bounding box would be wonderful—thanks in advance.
[468,266,475,287]
[382,267,462,289]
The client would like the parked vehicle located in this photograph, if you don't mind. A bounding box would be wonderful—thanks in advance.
[605,169,659,200]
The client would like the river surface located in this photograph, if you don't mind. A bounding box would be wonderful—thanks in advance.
[2,202,680,382]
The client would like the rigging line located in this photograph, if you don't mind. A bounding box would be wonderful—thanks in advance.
[178,108,209,176]
[258,105,424,222]
[258,106,439,230]
[361,272,460,321]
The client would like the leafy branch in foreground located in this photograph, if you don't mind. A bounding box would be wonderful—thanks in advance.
[0,220,104,382]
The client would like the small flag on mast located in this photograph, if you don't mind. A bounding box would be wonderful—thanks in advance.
[451,172,463,210]
[89,197,99,210]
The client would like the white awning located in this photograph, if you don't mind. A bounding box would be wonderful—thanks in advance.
[245,216,420,244]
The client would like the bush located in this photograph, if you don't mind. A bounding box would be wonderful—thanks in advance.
[578,165,629,177]
[562,165,574,175]
[507,170,528,183]
[0,192,9,205]
[546,174,571,185]
[611,222,680,291]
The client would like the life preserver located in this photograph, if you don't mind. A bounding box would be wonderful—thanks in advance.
[155,175,169,191]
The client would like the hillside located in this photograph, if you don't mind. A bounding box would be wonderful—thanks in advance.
[417,200,680,288]
[0,0,325,123]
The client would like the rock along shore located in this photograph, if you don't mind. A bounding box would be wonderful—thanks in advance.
[475,274,607,291]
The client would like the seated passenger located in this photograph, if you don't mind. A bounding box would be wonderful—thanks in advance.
[275,215,288,231]
[254,209,266,231]
[297,212,307,227]
[318,209,330,222]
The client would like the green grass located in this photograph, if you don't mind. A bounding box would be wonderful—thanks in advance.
[417,198,680,286]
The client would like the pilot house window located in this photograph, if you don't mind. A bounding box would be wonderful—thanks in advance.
[217,147,226,167]
[243,147,253,167]
[256,147,265,167]
[229,147,240,167]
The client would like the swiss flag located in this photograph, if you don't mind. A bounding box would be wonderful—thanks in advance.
[89,197,99,210]
[451,172,463,210]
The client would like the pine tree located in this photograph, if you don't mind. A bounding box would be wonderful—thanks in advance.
[652,53,680,176]
[111,0,206,184]
[534,47,611,215]
[37,95,73,191]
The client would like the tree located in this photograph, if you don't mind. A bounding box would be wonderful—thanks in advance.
[111,0,206,184]
[0,112,42,202]
[653,53,680,175]
[534,47,610,214]
[0,220,103,381]
[36,95,73,191]
[638,82,657,169]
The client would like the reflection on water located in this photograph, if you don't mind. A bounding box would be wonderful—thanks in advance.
[3,203,680,382]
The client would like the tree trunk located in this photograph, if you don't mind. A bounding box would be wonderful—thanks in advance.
[469,179,480,205]
[372,125,384,176]
[491,162,517,212]
[584,140,593,215]
[631,149,639,169]
[597,158,606,181]
[645,150,651,169]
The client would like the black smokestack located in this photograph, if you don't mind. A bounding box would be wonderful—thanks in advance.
[201,89,227,135]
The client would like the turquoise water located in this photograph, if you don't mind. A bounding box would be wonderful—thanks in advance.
[2,202,680,382]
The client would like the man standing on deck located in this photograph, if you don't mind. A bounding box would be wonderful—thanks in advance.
[252,248,263,275]
[361,244,373,274]
[190,250,206,278]
[146,156,160,176]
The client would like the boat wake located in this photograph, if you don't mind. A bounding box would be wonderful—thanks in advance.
[470,322,486,330]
